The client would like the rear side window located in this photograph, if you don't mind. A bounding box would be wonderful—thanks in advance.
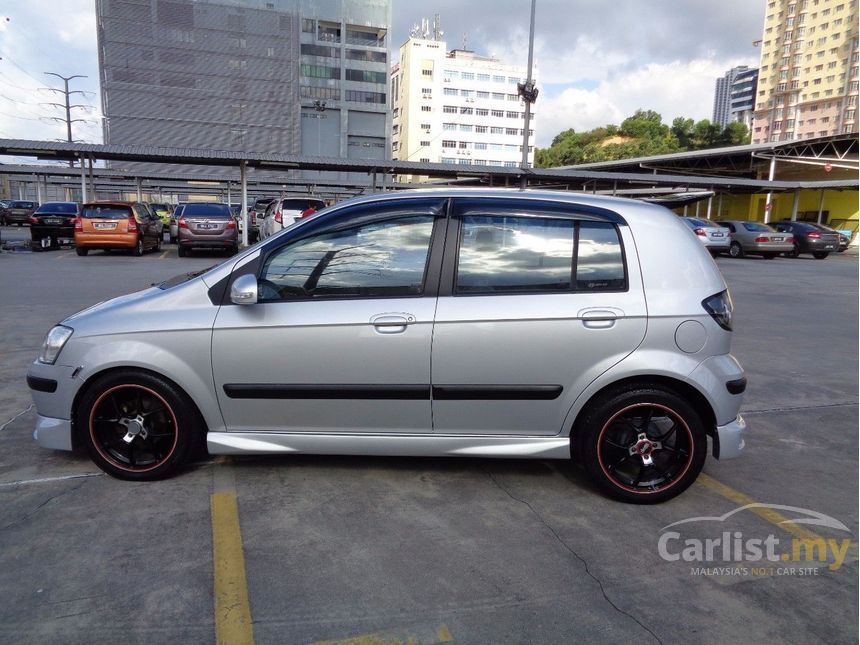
[82,205,132,219]
[455,216,626,294]
[281,199,323,211]
[182,204,232,218]
[36,202,77,214]
[742,222,773,232]
[11,201,35,208]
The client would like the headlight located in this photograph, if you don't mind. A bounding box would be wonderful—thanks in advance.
[702,290,733,331]
[38,325,74,364]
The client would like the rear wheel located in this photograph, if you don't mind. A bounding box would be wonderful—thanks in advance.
[577,386,707,504]
[75,247,88,256]
[763,252,777,259]
[155,235,163,252]
[228,244,239,256]
[178,245,187,257]
[728,242,744,258]
[812,251,829,259]
[785,243,800,258]
[133,237,144,257]
[76,370,200,481]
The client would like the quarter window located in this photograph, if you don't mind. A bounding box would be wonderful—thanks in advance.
[260,216,435,300]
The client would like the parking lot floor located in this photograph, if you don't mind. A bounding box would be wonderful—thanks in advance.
[0,232,857,644]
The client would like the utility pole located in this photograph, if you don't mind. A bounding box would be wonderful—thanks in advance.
[42,73,89,168]
[517,0,538,189]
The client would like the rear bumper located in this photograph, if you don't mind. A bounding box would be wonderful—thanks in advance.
[31,225,74,239]
[746,242,794,253]
[5,213,32,224]
[714,414,746,460]
[702,239,730,249]
[75,233,137,248]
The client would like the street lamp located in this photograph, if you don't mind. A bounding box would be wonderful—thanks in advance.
[518,0,538,189]
[313,100,326,156]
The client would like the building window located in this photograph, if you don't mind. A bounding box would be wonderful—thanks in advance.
[301,64,339,79]
[443,105,457,113]
[459,141,469,149]
[506,111,519,118]
[507,94,519,101]
[442,140,456,148]
[420,140,431,147]
[461,72,474,80]
[444,87,458,96]
[345,49,386,63]
[474,142,487,150]
[475,125,488,133]
[505,128,518,135]
[421,105,432,112]
[345,69,387,84]
[492,92,505,100]
[421,123,431,131]
[318,23,341,42]
[422,69,433,77]
[302,44,340,58]
[344,90,386,103]
[493,75,505,83]
[459,124,473,132]
[444,70,458,81]
[460,107,473,115]
[477,91,490,99]
[490,126,503,134]
[301,18,314,32]
[477,73,490,81]
[443,123,457,131]
[491,109,504,118]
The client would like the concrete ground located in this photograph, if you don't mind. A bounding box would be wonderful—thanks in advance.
[0,224,857,644]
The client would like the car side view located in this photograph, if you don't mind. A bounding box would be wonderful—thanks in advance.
[27,189,746,503]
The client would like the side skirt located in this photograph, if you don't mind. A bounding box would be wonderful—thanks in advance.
[207,432,570,459]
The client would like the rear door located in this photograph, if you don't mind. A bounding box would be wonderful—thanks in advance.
[431,197,647,436]
[81,204,133,237]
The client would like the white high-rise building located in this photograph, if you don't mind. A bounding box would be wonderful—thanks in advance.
[391,26,536,170]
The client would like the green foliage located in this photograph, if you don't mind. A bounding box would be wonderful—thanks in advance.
[536,110,752,168]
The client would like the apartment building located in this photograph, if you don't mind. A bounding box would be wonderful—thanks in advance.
[391,34,536,169]
[752,0,859,143]
[713,66,751,126]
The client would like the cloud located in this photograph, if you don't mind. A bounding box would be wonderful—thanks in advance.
[534,55,758,147]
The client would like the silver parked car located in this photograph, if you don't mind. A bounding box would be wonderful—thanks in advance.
[679,217,731,256]
[715,220,794,259]
[27,189,746,503]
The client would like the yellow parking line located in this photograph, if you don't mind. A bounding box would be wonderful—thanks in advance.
[159,250,169,259]
[698,473,822,542]
[211,490,255,645]
[308,624,454,645]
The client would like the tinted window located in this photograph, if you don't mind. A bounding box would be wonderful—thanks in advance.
[576,222,625,291]
[35,202,78,214]
[182,203,232,218]
[682,218,709,228]
[82,205,132,219]
[281,199,326,211]
[742,222,773,232]
[11,201,35,208]
[259,216,435,300]
[457,216,575,293]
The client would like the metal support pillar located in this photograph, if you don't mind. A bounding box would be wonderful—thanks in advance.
[227,183,232,206]
[80,160,87,202]
[18,182,25,200]
[87,155,96,201]
[695,200,700,217]
[763,156,776,223]
[717,193,723,219]
[135,177,142,202]
[612,181,617,197]
[790,189,800,222]
[240,161,248,247]
[706,194,713,220]
[36,175,43,203]
[816,189,826,224]
[683,204,688,217]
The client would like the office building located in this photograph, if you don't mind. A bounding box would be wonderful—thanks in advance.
[391,22,536,169]
[729,67,759,128]
[752,0,859,143]
[95,0,391,170]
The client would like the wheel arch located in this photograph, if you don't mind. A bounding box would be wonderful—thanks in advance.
[70,365,210,452]
[568,374,716,459]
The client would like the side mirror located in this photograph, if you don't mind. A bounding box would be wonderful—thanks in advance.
[230,274,258,305]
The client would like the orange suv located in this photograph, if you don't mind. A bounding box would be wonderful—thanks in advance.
[75,201,163,256]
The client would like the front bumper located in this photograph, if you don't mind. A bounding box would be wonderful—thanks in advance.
[714,414,746,459]
[33,414,73,451]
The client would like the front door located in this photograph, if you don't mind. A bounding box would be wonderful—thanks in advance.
[212,198,448,434]
[431,198,648,436]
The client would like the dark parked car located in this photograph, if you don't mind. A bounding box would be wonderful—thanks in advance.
[4,200,39,226]
[30,202,80,249]
[771,220,841,259]
[0,199,12,224]
[177,202,239,256]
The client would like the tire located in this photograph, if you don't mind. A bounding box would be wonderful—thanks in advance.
[75,247,88,256]
[76,370,201,481]
[785,243,800,258]
[228,244,239,256]
[728,241,744,258]
[812,251,829,259]
[763,253,777,259]
[177,245,187,257]
[133,237,144,257]
[576,386,707,504]
[155,235,163,252]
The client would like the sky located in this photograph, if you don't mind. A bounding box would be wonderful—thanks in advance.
[0,0,764,156]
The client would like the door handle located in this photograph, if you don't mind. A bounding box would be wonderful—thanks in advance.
[370,313,415,334]
[580,309,620,330]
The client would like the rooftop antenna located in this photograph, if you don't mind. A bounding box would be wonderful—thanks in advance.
[433,14,443,41]
[462,32,468,50]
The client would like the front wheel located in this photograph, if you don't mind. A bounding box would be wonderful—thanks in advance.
[728,242,744,258]
[75,247,88,256]
[577,387,707,504]
[177,245,187,257]
[133,237,144,256]
[76,371,200,480]
[812,251,829,259]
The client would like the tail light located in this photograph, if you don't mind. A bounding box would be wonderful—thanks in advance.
[178,218,188,229]
[274,209,282,224]
[226,219,236,229]
[30,216,39,225]
[754,236,768,243]
[786,235,794,243]
[807,232,821,239]
[702,290,734,331]
[301,208,316,218]
[74,217,83,232]
[694,228,706,237]
[127,216,138,233]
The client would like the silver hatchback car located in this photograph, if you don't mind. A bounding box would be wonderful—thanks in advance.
[27,189,746,503]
